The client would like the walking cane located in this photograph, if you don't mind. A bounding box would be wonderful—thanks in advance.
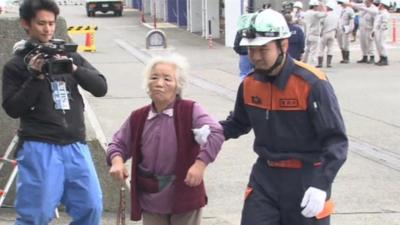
[116,184,126,225]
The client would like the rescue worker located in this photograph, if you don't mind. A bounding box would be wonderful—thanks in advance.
[373,0,391,66]
[317,1,339,68]
[220,8,348,225]
[292,1,306,31]
[303,0,328,66]
[337,0,355,63]
[349,0,378,64]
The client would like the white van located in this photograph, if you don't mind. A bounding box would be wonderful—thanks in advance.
[85,0,123,17]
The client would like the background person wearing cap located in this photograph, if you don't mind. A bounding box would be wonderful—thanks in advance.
[220,8,348,225]
[292,0,306,31]
[303,0,328,66]
[337,0,355,63]
[284,13,305,61]
[317,0,340,68]
[371,0,391,65]
[348,0,378,64]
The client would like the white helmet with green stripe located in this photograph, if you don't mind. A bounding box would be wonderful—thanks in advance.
[238,9,291,46]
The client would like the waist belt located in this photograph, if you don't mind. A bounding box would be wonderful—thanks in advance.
[266,159,321,169]
[137,168,175,193]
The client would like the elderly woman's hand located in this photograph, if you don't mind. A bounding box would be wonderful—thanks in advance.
[184,160,207,187]
[109,155,129,183]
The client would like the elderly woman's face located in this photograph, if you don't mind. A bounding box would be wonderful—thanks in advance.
[148,63,178,106]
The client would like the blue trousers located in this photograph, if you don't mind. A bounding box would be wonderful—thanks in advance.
[14,141,103,225]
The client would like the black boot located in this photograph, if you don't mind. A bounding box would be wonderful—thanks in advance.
[327,55,333,68]
[376,56,388,66]
[340,50,346,63]
[367,55,375,64]
[357,55,368,63]
[341,51,349,64]
[316,57,323,68]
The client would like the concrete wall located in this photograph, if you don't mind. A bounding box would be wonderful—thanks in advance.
[0,16,126,212]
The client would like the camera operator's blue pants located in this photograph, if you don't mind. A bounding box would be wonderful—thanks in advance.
[14,141,103,225]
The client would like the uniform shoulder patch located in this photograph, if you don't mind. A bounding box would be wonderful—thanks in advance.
[293,60,327,81]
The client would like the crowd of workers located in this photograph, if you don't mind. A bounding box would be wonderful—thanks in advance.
[235,0,392,78]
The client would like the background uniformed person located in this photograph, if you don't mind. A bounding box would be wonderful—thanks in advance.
[349,0,378,64]
[303,0,327,66]
[372,0,391,66]
[337,0,355,63]
[317,1,339,68]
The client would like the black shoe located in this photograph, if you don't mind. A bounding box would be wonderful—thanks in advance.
[316,57,323,68]
[327,55,333,68]
[367,56,375,64]
[375,56,388,66]
[357,56,368,63]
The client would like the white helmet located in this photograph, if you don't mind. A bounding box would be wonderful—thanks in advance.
[379,0,391,6]
[309,0,320,6]
[294,1,303,9]
[337,0,349,3]
[326,0,337,9]
[238,9,291,46]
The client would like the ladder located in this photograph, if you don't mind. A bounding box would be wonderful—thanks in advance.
[0,135,19,208]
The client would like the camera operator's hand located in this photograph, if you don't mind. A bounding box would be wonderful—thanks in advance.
[28,54,45,79]
[55,54,78,72]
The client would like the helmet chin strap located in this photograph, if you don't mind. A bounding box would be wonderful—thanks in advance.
[254,40,285,76]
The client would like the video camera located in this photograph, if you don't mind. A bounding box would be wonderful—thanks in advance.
[24,39,78,76]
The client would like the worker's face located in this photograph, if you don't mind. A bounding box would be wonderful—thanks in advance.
[148,63,178,108]
[248,40,287,71]
[365,0,372,7]
[21,10,56,43]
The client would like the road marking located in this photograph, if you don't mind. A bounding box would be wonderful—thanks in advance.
[350,140,400,172]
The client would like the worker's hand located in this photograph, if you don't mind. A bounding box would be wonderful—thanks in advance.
[300,187,327,218]
[184,160,206,187]
[109,155,129,183]
[192,124,210,146]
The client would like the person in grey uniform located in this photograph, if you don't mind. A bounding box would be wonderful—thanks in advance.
[317,1,339,68]
[349,0,378,64]
[292,1,306,31]
[303,0,327,66]
[372,0,390,66]
[336,0,354,64]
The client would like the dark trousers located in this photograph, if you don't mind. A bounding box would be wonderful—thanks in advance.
[241,158,331,225]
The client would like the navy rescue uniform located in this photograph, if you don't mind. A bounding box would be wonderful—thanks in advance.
[220,55,348,225]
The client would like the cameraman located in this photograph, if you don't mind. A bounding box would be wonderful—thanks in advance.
[2,0,107,224]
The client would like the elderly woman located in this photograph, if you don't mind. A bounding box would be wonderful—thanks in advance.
[106,54,224,225]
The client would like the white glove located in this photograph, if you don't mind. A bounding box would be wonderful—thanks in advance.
[300,187,327,218]
[192,125,210,146]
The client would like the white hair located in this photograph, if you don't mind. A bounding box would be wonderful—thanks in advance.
[142,53,189,98]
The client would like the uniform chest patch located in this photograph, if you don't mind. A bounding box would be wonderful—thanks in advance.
[279,99,299,108]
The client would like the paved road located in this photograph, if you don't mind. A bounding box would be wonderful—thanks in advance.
[1,4,400,225]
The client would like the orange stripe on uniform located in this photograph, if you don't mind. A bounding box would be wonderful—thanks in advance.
[294,60,327,81]
[243,75,310,111]
[316,199,335,219]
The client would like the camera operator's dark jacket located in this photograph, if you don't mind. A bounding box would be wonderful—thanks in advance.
[2,43,107,145]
